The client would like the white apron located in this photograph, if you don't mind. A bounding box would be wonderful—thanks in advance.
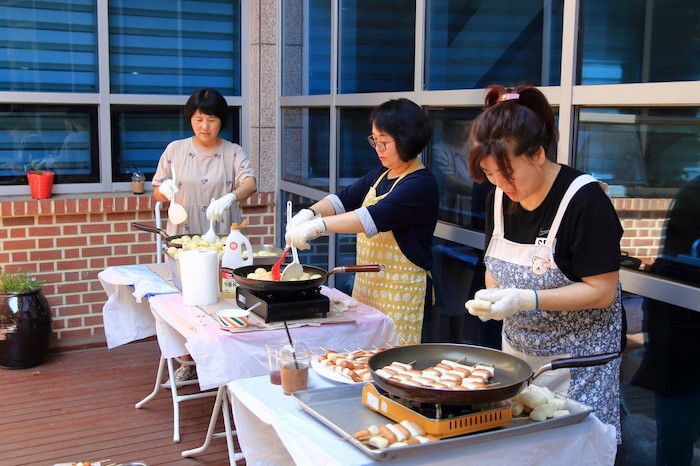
[485,174,622,442]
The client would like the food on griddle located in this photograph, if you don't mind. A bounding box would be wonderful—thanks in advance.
[242,249,279,258]
[167,234,227,260]
[352,420,439,449]
[167,238,279,262]
[509,384,570,421]
[315,348,379,382]
[375,359,495,390]
[246,267,322,282]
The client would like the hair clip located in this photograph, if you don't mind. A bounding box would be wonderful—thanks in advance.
[498,93,520,102]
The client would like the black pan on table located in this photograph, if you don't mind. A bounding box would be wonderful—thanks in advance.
[233,264,383,294]
[368,343,619,406]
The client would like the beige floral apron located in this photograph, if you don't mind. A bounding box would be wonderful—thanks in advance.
[352,159,427,344]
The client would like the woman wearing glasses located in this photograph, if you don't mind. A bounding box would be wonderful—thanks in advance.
[286,98,439,344]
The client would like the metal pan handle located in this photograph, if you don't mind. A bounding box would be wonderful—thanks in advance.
[532,352,619,380]
[132,222,168,240]
[329,264,384,274]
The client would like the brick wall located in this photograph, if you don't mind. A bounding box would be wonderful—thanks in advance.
[613,197,672,267]
[0,192,276,351]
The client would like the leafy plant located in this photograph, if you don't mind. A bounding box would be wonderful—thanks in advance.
[0,269,43,294]
[26,159,50,176]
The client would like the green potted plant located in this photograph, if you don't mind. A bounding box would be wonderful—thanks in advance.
[26,160,55,199]
[0,269,53,369]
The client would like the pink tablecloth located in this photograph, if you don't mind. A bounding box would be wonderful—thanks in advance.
[149,286,397,391]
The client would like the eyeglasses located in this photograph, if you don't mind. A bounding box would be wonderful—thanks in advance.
[367,135,395,152]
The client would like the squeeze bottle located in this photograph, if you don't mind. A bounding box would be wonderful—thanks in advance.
[222,222,254,270]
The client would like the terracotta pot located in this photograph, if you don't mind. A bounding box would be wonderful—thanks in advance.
[27,171,54,199]
[0,288,52,369]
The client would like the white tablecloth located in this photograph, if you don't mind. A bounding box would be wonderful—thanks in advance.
[149,289,397,391]
[227,372,617,466]
[98,264,178,348]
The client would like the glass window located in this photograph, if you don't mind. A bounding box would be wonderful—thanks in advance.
[110,106,239,182]
[425,108,493,231]
[425,0,563,90]
[108,0,241,95]
[337,107,375,190]
[578,0,700,84]
[281,108,330,191]
[282,0,331,96]
[576,107,700,193]
[0,105,99,185]
[339,0,415,94]
[575,106,700,275]
[0,1,98,92]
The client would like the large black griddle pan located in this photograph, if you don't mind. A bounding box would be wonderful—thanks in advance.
[368,343,618,405]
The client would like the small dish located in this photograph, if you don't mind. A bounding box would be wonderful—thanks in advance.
[216,308,250,329]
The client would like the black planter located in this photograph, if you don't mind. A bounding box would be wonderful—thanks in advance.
[0,288,52,369]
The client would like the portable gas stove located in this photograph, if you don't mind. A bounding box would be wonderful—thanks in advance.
[236,286,330,322]
[361,383,512,439]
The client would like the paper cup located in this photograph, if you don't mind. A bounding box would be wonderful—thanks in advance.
[216,308,250,329]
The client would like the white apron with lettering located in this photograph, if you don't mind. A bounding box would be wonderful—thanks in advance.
[485,174,622,441]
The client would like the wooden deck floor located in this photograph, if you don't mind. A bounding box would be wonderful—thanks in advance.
[0,340,241,466]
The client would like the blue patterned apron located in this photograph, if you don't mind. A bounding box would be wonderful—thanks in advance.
[485,174,622,442]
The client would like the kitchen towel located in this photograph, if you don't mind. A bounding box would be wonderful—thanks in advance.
[179,249,219,306]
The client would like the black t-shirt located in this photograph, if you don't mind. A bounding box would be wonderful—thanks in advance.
[485,165,623,282]
[336,165,439,270]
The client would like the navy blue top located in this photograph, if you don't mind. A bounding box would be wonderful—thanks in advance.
[336,165,439,270]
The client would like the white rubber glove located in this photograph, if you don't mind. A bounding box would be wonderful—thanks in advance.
[158,179,178,200]
[285,218,326,250]
[465,288,537,321]
[206,193,237,221]
[288,208,320,229]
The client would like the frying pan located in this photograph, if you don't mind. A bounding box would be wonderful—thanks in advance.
[233,264,384,294]
[132,222,196,248]
[368,343,619,405]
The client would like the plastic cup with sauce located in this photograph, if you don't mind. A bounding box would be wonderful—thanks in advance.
[131,171,145,194]
[280,341,311,395]
[264,338,288,385]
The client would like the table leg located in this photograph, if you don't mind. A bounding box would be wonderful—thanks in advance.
[135,352,216,443]
[134,354,167,408]
[166,356,216,443]
[221,389,245,464]
[181,386,245,464]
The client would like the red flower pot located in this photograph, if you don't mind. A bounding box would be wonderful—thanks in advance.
[27,171,54,199]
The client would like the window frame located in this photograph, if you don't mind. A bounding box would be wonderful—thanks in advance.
[0,0,249,196]
[278,0,700,310]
